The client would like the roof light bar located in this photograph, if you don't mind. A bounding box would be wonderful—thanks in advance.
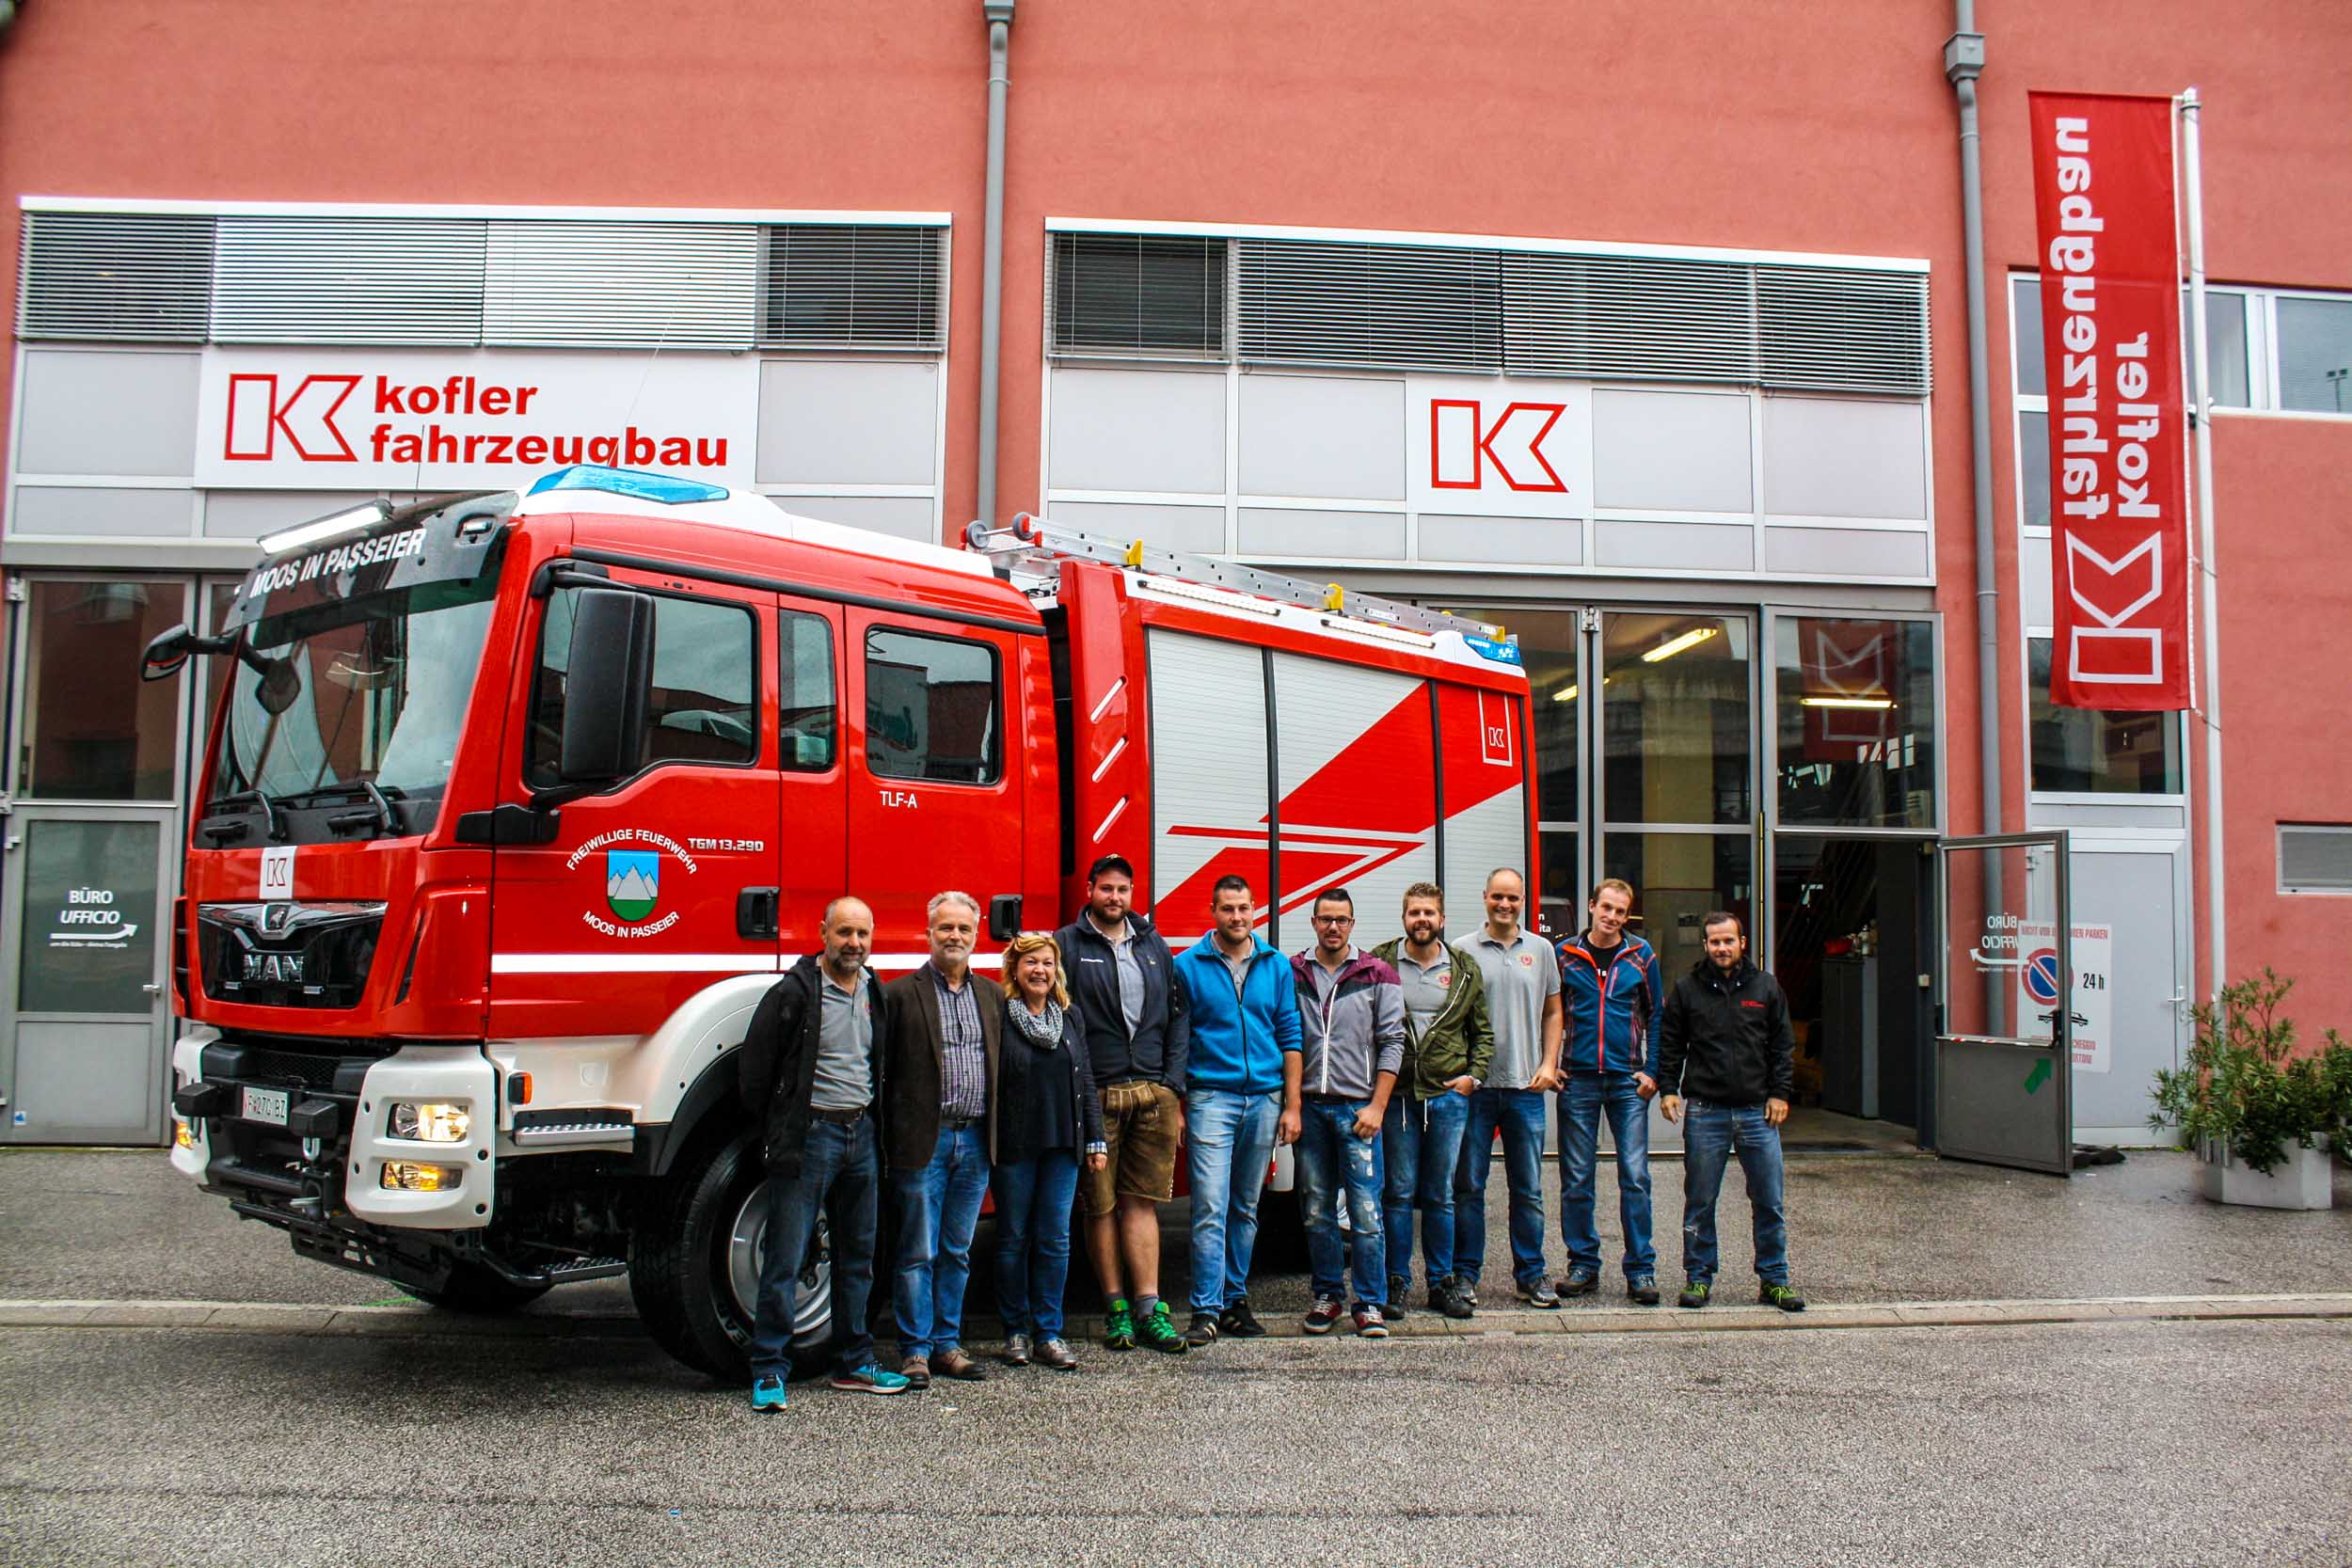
[259,501,391,556]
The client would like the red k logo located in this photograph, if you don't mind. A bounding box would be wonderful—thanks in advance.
[224,373,360,463]
[2063,534,2165,685]
[1429,400,1566,493]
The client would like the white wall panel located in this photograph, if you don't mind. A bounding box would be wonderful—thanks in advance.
[1051,499,1224,555]
[1761,526,1929,578]
[10,486,191,537]
[1420,514,1581,566]
[18,350,199,477]
[1048,367,1225,493]
[773,494,936,543]
[1592,388,1751,512]
[1237,507,1404,560]
[202,490,373,540]
[1237,374,1405,499]
[1763,396,1927,519]
[756,359,938,485]
[1595,519,1755,571]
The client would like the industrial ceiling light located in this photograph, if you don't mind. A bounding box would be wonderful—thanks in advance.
[1641,626,1719,664]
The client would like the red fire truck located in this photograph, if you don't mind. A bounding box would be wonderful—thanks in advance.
[148,467,1534,1377]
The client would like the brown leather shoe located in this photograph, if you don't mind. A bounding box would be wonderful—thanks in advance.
[898,1354,932,1390]
[1034,1337,1079,1371]
[930,1347,988,1382]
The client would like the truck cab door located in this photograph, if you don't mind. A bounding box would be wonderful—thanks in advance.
[486,565,796,1041]
[843,608,1028,976]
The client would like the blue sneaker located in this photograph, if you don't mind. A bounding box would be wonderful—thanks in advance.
[827,1364,913,1396]
[750,1374,788,1412]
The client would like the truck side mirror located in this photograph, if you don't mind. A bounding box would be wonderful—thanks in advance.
[559,588,656,784]
[141,623,196,681]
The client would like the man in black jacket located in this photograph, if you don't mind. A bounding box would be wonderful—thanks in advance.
[737,895,913,1410]
[1656,911,1806,1313]
[1055,854,1192,1355]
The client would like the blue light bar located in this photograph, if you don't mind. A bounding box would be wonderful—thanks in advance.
[527,466,729,504]
[1463,634,1523,666]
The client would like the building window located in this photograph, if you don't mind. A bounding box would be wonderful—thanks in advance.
[779,610,836,771]
[2278,824,2352,895]
[1774,617,1937,829]
[2026,637,2182,795]
[1049,232,1228,359]
[2276,294,2352,414]
[865,627,1001,784]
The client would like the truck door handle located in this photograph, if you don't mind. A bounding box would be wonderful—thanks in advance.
[737,887,780,940]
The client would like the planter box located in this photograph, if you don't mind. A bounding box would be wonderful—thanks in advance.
[2197,1138,2334,1210]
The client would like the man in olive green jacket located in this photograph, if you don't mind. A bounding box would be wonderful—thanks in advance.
[1370,882,1495,1319]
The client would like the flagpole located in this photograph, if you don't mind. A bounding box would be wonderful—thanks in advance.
[2181,87,2225,1001]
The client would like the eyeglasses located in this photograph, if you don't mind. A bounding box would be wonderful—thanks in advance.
[1311,914,1354,927]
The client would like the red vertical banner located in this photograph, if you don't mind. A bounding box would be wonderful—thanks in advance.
[2028,91,2192,710]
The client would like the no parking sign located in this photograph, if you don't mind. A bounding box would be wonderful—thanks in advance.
[2017,923,2114,1072]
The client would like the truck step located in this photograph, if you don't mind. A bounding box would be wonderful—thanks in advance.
[511,1118,635,1151]
[540,1256,627,1285]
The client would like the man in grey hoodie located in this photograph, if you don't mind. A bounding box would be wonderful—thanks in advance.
[1289,887,1406,1338]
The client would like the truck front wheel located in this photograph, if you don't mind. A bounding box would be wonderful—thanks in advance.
[628,1128,834,1382]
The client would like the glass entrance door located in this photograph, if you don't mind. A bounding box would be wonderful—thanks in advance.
[1,576,191,1145]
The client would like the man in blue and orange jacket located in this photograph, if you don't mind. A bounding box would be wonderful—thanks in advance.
[1553,878,1666,1305]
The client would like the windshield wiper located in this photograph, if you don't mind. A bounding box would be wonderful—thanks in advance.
[199,789,288,846]
[282,780,408,840]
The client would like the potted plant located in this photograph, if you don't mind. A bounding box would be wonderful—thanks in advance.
[2149,968,2350,1211]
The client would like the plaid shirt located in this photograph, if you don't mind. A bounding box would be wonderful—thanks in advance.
[929,963,989,1120]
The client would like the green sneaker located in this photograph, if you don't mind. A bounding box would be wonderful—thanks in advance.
[1759,1283,1807,1313]
[1137,1301,1189,1354]
[1104,1300,1136,1352]
[1677,1281,1711,1309]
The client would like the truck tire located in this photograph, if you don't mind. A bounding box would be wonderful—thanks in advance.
[405,1263,552,1314]
[628,1127,834,1382]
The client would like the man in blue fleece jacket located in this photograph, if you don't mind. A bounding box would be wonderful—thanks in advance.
[1170,874,1303,1347]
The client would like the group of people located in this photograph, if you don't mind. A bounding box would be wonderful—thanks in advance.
[735,856,1803,1412]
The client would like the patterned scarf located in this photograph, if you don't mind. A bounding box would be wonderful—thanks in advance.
[1009,997,1065,1049]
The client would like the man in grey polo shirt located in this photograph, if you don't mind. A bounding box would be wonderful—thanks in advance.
[1453,867,1565,1307]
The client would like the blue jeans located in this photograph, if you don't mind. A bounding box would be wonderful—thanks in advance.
[1295,1098,1388,1308]
[1557,1072,1656,1280]
[751,1115,880,1379]
[891,1121,991,1357]
[1454,1087,1549,1288]
[1680,1101,1789,1287]
[1185,1086,1281,1313]
[991,1149,1081,1338]
[1382,1088,1472,1288]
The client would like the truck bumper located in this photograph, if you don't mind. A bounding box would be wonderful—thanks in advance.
[344,1046,499,1229]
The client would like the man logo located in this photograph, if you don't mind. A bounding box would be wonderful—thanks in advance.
[606,849,660,922]
[262,903,295,935]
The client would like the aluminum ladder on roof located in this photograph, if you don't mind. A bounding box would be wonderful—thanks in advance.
[961,512,1512,645]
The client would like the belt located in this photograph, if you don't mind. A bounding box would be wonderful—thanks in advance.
[810,1104,870,1125]
[940,1115,982,1131]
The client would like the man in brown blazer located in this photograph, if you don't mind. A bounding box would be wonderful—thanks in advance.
[882,890,1002,1387]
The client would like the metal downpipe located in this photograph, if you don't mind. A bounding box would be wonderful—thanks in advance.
[976,2,1014,535]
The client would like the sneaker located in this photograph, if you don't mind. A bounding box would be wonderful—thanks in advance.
[1353,1304,1389,1338]
[1760,1283,1808,1313]
[1303,1295,1345,1335]
[1184,1312,1219,1348]
[1554,1270,1599,1298]
[1104,1301,1136,1353]
[1002,1333,1032,1367]
[1137,1302,1189,1354]
[1678,1281,1711,1309]
[1517,1277,1562,1308]
[1627,1275,1661,1307]
[1035,1337,1080,1371]
[750,1374,788,1412]
[1218,1298,1265,1338]
[1436,1276,1476,1320]
[828,1364,913,1396]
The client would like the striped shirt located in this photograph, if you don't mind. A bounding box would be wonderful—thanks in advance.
[929,963,989,1121]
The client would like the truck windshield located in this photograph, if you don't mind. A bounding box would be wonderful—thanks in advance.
[207,576,500,843]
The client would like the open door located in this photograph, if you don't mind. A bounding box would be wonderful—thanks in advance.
[1934,832,2073,1176]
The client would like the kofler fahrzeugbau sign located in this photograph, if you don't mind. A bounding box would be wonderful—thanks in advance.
[2027,92,2191,710]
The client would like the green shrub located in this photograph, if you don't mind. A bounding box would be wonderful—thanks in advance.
[2149,968,2351,1176]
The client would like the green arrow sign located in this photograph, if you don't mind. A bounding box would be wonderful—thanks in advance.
[2024,1058,2052,1095]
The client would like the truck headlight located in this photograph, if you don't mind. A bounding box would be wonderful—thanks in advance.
[172,1117,196,1151]
[388,1101,470,1143]
[380,1161,463,1192]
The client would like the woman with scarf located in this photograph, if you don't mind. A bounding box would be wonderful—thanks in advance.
[993,931,1109,1370]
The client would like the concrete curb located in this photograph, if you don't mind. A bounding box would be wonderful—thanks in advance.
[4,1291,2347,1341]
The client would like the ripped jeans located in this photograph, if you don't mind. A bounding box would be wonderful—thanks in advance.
[1295,1097,1389,1309]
